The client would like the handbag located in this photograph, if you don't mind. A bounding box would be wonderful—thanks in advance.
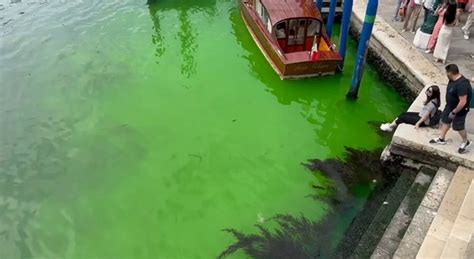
[399,6,407,17]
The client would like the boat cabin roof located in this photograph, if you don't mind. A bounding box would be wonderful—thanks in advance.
[260,0,321,26]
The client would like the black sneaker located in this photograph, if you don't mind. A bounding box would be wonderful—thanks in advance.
[458,140,471,154]
[429,138,447,145]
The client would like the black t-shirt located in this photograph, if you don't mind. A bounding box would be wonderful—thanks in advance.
[446,76,472,116]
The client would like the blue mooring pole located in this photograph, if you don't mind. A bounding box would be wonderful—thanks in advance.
[316,0,324,11]
[347,0,378,99]
[326,0,338,38]
[338,0,353,71]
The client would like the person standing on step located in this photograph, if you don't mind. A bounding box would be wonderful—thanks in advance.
[430,64,473,154]
[432,0,457,64]
[423,0,438,24]
[462,0,473,39]
[403,0,424,33]
[457,0,469,23]
[425,0,448,53]
[414,0,442,49]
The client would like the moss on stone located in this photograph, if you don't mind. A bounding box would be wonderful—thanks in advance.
[349,26,417,102]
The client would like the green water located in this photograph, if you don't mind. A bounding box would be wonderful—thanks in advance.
[0,0,407,258]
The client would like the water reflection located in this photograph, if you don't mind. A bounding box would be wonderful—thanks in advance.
[229,7,357,157]
[177,9,196,78]
[147,0,216,78]
[229,8,315,105]
[147,2,166,62]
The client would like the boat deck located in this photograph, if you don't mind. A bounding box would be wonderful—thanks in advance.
[284,51,311,63]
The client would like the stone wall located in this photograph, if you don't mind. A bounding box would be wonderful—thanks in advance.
[348,24,417,102]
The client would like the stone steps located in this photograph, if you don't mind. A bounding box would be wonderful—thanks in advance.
[370,167,436,258]
[350,167,430,258]
[393,168,455,259]
[416,167,474,258]
[466,235,474,258]
[332,171,404,258]
[334,166,474,259]
[440,180,474,258]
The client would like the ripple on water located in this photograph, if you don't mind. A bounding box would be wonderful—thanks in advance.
[0,0,143,67]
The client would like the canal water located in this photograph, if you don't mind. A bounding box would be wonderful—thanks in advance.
[0,0,407,258]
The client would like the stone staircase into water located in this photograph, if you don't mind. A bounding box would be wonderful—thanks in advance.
[335,165,474,259]
[334,165,435,258]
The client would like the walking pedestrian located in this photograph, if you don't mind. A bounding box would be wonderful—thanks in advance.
[394,0,406,21]
[433,0,457,63]
[462,0,473,39]
[423,0,438,23]
[430,64,473,154]
[457,0,469,23]
[414,0,442,49]
[425,0,448,53]
[403,0,424,32]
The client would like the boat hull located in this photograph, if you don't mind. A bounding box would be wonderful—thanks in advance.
[240,1,340,79]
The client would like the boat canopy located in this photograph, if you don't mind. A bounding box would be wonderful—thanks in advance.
[260,0,322,26]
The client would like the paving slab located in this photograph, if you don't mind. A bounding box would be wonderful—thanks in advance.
[420,168,454,210]
[467,235,474,258]
[441,180,474,258]
[416,235,445,259]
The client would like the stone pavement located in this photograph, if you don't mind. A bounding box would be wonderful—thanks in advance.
[377,0,474,80]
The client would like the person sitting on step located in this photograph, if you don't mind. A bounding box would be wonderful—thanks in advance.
[381,85,441,132]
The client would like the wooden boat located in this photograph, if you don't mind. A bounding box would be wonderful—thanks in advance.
[240,0,342,79]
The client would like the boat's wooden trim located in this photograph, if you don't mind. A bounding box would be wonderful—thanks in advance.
[281,71,336,80]
[240,9,285,79]
[240,2,287,76]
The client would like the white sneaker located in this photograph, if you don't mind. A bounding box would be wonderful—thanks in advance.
[458,140,471,154]
[380,123,395,132]
[429,137,447,145]
[464,34,470,40]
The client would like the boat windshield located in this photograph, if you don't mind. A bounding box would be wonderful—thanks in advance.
[273,18,321,54]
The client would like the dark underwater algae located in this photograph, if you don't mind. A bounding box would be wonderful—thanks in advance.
[219,148,408,258]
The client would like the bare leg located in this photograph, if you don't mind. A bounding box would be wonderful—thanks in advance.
[403,5,415,30]
[411,5,422,32]
[394,0,403,20]
[458,129,468,143]
[389,118,398,128]
[463,12,473,38]
[439,123,450,140]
